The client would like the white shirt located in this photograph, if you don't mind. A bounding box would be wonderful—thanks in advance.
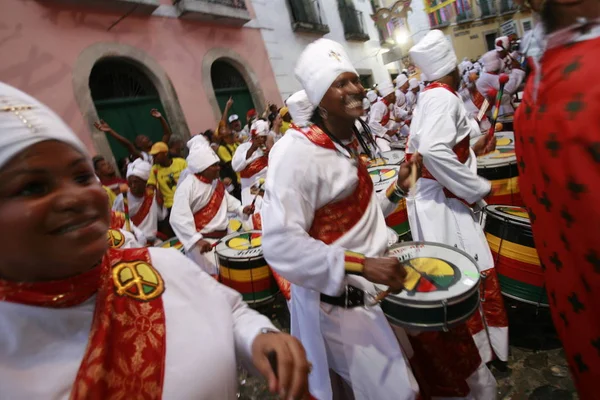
[170,175,247,251]
[112,190,167,241]
[368,100,394,138]
[0,248,275,400]
[476,68,526,115]
[231,141,269,205]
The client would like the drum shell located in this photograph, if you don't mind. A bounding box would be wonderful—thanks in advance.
[478,160,523,206]
[217,252,279,305]
[159,237,185,254]
[385,199,411,238]
[484,208,547,305]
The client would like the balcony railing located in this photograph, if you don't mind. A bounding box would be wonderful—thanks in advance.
[176,0,251,25]
[479,0,497,18]
[456,9,475,22]
[200,0,247,9]
[338,4,370,41]
[288,0,330,34]
[499,0,518,13]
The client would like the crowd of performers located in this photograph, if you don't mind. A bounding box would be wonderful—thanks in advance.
[0,0,598,397]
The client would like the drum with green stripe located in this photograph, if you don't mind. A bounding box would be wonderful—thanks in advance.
[215,230,279,305]
[159,237,185,254]
[483,205,548,306]
[368,165,411,239]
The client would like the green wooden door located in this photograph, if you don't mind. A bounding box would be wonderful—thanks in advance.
[215,88,255,127]
[94,96,168,162]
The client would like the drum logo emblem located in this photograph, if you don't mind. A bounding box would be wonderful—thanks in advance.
[112,261,165,301]
[107,229,125,248]
[369,167,398,183]
[402,257,460,294]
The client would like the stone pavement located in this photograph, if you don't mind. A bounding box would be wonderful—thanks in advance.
[238,296,578,400]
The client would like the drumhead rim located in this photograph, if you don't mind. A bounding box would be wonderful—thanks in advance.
[388,240,481,272]
[382,297,480,330]
[484,205,531,227]
[215,229,265,260]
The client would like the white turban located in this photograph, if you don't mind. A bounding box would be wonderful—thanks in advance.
[366,90,378,103]
[395,74,408,89]
[186,143,220,175]
[0,82,88,170]
[409,30,457,82]
[420,72,429,83]
[126,158,152,181]
[482,51,501,73]
[187,134,209,150]
[362,98,370,111]
[495,36,509,52]
[251,119,269,137]
[378,80,395,98]
[286,90,314,127]
[295,39,357,106]
[409,78,419,90]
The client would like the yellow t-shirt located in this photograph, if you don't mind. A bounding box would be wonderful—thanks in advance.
[280,121,292,134]
[217,143,239,163]
[147,158,187,208]
[102,185,117,209]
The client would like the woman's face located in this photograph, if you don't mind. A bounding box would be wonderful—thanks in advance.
[320,72,365,120]
[0,141,109,282]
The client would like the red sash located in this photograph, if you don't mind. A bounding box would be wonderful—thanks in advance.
[193,176,225,232]
[130,190,154,227]
[252,213,262,230]
[300,125,374,245]
[0,248,167,399]
[380,98,391,127]
[240,153,268,179]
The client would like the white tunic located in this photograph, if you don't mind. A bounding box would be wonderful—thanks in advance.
[476,68,526,115]
[0,248,275,400]
[112,190,167,242]
[262,128,417,400]
[231,141,268,206]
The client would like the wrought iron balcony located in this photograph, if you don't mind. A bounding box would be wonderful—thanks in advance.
[39,0,160,14]
[499,0,518,14]
[456,9,475,23]
[288,0,330,34]
[338,4,370,42]
[479,0,498,18]
[176,0,251,26]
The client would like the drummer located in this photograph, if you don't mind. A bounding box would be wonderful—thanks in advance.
[170,142,255,276]
[476,51,525,115]
[261,38,422,399]
[406,30,508,398]
[369,80,399,152]
[0,82,310,399]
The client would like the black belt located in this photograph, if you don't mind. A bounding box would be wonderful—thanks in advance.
[320,285,365,308]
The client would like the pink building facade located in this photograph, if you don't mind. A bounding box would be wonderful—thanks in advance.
[0,0,282,163]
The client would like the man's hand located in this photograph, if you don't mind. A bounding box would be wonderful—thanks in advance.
[150,109,162,119]
[396,153,423,193]
[363,257,407,293]
[226,96,234,108]
[223,177,232,186]
[94,120,112,133]
[386,129,396,137]
[243,205,255,215]
[252,332,311,400]
[472,135,496,157]
[195,239,213,254]
[118,183,129,195]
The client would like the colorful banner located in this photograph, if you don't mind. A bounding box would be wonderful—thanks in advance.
[425,0,458,14]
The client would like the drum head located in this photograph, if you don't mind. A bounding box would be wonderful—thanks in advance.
[368,165,400,193]
[387,228,399,247]
[215,230,264,260]
[376,242,480,305]
[485,204,530,226]
[390,138,407,150]
[229,218,244,233]
[381,150,406,165]
[476,132,516,169]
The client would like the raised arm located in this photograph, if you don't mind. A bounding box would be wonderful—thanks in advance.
[150,109,172,144]
[221,97,234,127]
[94,120,142,159]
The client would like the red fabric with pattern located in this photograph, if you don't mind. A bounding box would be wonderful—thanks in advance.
[110,210,125,229]
[514,36,600,398]
[466,269,509,336]
[252,213,262,230]
[193,177,225,232]
[240,156,268,179]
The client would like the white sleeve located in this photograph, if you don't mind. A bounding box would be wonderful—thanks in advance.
[417,94,491,204]
[226,190,248,220]
[261,154,347,297]
[112,194,125,212]
[503,69,526,95]
[375,136,392,152]
[169,178,203,250]
[231,143,250,172]
[368,102,389,138]
[394,104,409,119]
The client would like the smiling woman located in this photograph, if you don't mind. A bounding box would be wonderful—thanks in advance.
[0,82,310,400]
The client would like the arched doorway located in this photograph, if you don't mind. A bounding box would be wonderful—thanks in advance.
[211,60,255,127]
[89,58,169,163]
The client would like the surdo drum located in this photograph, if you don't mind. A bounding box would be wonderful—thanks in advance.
[366,150,406,167]
[377,242,481,331]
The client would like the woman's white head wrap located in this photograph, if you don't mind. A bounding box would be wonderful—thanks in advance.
[409,30,457,82]
[0,82,88,170]
[295,38,357,106]
[286,90,314,127]
[126,158,152,181]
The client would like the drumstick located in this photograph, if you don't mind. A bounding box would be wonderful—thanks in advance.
[122,190,132,233]
[476,98,490,122]
[251,178,266,207]
[487,74,510,138]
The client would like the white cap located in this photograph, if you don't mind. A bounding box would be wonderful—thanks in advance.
[286,90,314,127]
[409,78,419,90]
[228,114,239,123]
[126,158,152,181]
[495,36,509,52]
[378,80,395,98]
[186,143,220,174]
[251,119,269,137]
[395,74,409,89]
[366,90,378,103]
[0,82,88,171]
[409,30,457,82]
[482,51,501,73]
[295,39,357,106]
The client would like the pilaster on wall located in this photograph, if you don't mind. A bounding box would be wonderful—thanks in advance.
[72,42,190,163]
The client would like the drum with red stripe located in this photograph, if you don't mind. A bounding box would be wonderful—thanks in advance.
[474,131,523,206]
[215,230,279,305]
[368,165,411,240]
[483,205,548,306]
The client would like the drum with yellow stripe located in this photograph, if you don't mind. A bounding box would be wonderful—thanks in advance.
[158,237,185,254]
[215,230,279,305]
[368,165,411,239]
[484,205,547,306]
[475,132,523,206]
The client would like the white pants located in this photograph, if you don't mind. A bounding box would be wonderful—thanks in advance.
[319,304,419,400]
[186,238,218,276]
